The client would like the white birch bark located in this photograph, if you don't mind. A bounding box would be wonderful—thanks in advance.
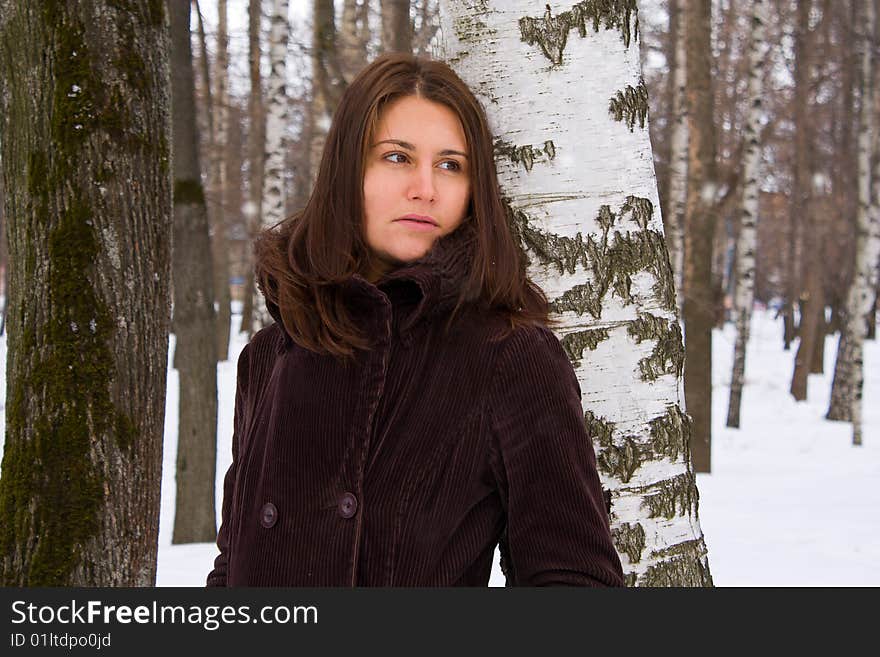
[253,0,290,332]
[841,0,880,445]
[726,0,766,429]
[667,2,687,317]
[828,0,874,424]
[439,0,711,586]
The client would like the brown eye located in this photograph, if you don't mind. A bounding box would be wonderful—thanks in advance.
[438,160,461,171]
[384,152,409,164]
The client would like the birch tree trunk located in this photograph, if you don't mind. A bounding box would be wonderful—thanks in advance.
[240,0,265,336]
[667,0,687,318]
[829,0,880,444]
[828,0,874,423]
[684,0,717,472]
[439,0,712,587]
[169,0,218,544]
[0,0,171,584]
[381,0,413,53]
[726,0,767,429]
[252,0,289,333]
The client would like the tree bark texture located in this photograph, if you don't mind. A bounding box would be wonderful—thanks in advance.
[0,0,171,584]
[210,0,232,361]
[252,0,290,333]
[191,0,232,362]
[684,0,717,472]
[381,0,412,53]
[240,0,265,336]
[789,0,821,402]
[829,0,880,443]
[308,0,345,188]
[340,0,369,84]
[439,0,712,587]
[726,0,767,429]
[828,0,875,423]
[666,0,687,319]
[169,0,218,544]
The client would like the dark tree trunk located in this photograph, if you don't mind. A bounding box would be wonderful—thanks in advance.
[169,0,218,544]
[310,0,345,183]
[790,0,821,402]
[0,0,171,585]
[381,0,412,53]
[240,0,265,336]
[684,0,717,473]
[192,0,232,361]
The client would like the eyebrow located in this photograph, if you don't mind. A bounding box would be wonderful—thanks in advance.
[372,138,469,158]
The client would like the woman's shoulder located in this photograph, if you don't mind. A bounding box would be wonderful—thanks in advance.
[234,322,288,389]
[495,322,567,365]
[487,321,578,389]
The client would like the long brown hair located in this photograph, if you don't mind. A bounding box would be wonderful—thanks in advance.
[255,53,551,360]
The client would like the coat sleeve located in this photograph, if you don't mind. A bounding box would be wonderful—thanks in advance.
[488,325,624,587]
[206,342,251,587]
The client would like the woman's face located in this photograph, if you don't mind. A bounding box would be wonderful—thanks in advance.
[362,95,471,281]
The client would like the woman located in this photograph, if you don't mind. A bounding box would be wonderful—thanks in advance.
[207,53,624,587]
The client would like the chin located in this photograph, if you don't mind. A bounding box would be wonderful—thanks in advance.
[392,239,436,263]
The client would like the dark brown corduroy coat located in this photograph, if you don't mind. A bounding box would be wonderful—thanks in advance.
[206,225,624,587]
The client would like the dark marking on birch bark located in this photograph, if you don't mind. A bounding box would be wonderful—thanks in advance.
[519,1,640,65]
[585,409,616,447]
[647,405,692,464]
[587,410,643,483]
[639,472,697,519]
[609,78,649,131]
[640,541,712,586]
[494,138,556,172]
[508,196,676,318]
[612,522,646,563]
[549,283,604,318]
[628,313,684,381]
[560,327,610,364]
[597,435,641,482]
[591,405,691,481]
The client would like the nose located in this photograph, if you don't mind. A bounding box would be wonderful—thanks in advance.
[406,162,436,202]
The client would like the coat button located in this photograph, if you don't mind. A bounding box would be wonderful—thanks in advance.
[260,502,278,528]
[338,492,358,519]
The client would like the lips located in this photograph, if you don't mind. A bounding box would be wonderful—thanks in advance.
[395,214,439,226]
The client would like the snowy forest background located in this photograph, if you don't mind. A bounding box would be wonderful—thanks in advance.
[0,0,877,586]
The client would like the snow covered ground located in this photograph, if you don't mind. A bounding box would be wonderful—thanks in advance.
[1,308,877,586]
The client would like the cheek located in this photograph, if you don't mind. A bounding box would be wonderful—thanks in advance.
[448,180,471,216]
[362,172,387,225]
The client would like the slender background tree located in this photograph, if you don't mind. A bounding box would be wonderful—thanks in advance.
[169,0,218,544]
[683,0,718,472]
